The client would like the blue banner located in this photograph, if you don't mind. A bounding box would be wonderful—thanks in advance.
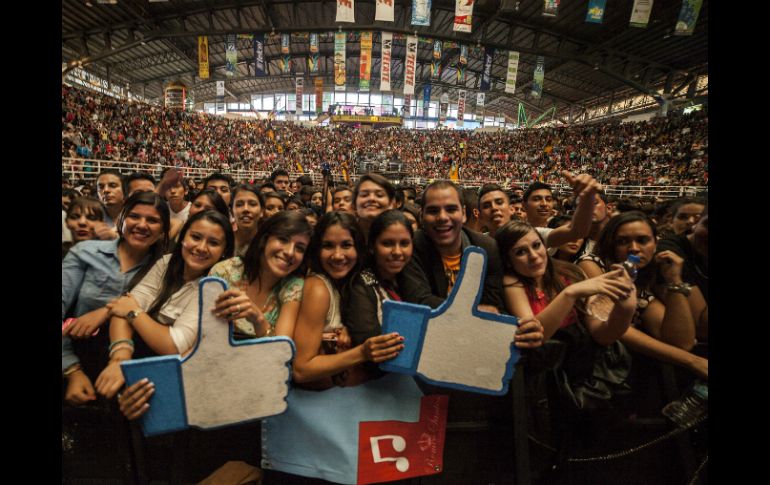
[411,0,431,26]
[532,56,544,98]
[309,33,320,72]
[253,33,266,76]
[225,34,237,76]
[423,84,432,119]
[585,0,607,24]
[480,47,494,91]
[674,0,703,36]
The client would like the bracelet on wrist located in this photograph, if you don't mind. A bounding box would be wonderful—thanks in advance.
[665,282,692,297]
[63,363,82,378]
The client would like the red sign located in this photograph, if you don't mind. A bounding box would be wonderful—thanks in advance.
[357,395,448,484]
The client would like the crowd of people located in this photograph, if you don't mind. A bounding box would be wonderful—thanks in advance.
[62,159,708,482]
[62,84,708,187]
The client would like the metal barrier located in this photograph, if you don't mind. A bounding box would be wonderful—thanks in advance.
[62,158,707,199]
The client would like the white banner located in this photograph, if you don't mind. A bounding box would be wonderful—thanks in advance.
[296,77,304,116]
[454,0,474,33]
[505,51,519,94]
[629,0,653,27]
[216,80,224,97]
[457,89,466,126]
[336,0,355,23]
[380,32,392,92]
[403,35,418,95]
[375,0,395,22]
[411,0,431,26]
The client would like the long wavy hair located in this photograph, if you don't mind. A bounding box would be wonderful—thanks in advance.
[366,210,414,280]
[117,191,171,289]
[594,211,657,291]
[495,220,586,311]
[242,210,312,285]
[147,210,235,318]
[308,211,366,288]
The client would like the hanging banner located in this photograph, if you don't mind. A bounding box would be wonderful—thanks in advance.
[454,0,474,33]
[457,44,468,85]
[411,0,431,26]
[505,51,519,94]
[360,31,373,91]
[198,36,209,79]
[336,0,355,23]
[225,34,237,76]
[543,0,560,17]
[532,56,545,98]
[375,0,395,22]
[253,34,266,77]
[315,78,324,115]
[439,92,449,125]
[334,32,346,91]
[281,34,291,74]
[422,84,431,119]
[480,47,494,91]
[403,35,418,95]
[431,40,442,80]
[629,0,654,28]
[476,92,485,121]
[216,81,225,112]
[585,0,607,24]
[380,32,392,91]
[382,93,394,115]
[309,33,320,73]
[296,77,304,116]
[457,89,466,126]
[674,0,703,36]
[404,94,412,117]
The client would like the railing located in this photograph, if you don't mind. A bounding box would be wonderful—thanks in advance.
[62,158,707,199]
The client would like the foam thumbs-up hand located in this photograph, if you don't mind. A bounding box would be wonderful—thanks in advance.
[121,277,295,436]
[380,247,520,395]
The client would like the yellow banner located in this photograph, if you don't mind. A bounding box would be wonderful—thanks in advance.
[198,36,209,79]
[360,32,373,90]
[332,115,402,123]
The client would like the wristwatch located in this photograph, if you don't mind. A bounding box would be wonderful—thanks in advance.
[666,282,692,297]
[126,309,144,324]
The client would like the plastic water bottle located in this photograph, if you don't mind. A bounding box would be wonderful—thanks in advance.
[661,380,708,428]
[585,255,640,322]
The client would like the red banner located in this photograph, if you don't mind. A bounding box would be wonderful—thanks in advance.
[357,395,448,484]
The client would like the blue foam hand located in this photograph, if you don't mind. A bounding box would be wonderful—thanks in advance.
[381,246,520,395]
[121,277,295,436]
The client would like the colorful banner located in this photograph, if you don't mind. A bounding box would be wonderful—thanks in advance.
[449,159,459,181]
[585,0,607,24]
[295,77,304,115]
[281,34,291,74]
[543,0,560,17]
[198,36,209,79]
[674,0,703,36]
[505,51,519,94]
[380,32,392,92]
[454,0,474,33]
[532,56,545,98]
[216,81,225,112]
[439,93,449,125]
[309,33,320,73]
[457,44,468,84]
[404,35,418,95]
[629,0,654,28]
[457,89,466,126]
[360,31,373,91]
[431,40,442,80]
[422,84,431,119]
[375,0,395,22]
[336,0,355,23]
[334,32,346,91]
[225,34,237,76]
[315,78,323,115]
[253,34,266,77]
[411,0,431,26]
[382,93,394,115]
[480,47,494,91]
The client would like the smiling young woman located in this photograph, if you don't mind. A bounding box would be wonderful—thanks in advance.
[353,174,396,239]
[230,184,264,257]
[94,210,235,399]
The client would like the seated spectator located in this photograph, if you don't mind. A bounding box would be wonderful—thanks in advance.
[94,210,235,398]
[63,197,106,258]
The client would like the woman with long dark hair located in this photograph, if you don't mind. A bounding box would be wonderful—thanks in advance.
[230,184,264,256]
[62,191,170,405]
[94,210,235,398]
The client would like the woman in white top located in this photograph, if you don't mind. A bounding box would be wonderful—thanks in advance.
[95,210,235,398]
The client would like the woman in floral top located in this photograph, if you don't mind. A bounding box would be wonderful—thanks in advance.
[210,211,311,339]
